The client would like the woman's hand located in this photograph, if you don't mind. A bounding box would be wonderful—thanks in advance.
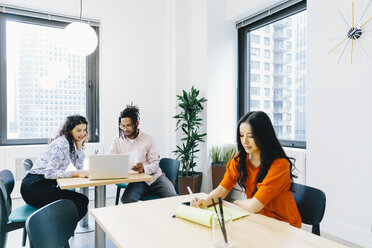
[233,198,264,213]
[73,171,89,178]
[190,185,230,209]
[75,134,88,150]
[191,197,209,208]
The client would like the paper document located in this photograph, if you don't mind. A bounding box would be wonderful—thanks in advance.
[128,150,139,166]
[175,204,249,228]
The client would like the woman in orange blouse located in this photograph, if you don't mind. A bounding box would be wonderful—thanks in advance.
[192,111,301,228]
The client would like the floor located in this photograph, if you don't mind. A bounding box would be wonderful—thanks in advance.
[6,197,362,248]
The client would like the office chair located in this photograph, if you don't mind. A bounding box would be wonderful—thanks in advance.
[26,199,78,248]
[0,170,38,247]
[23,159,33,171]
[0,176,10,248]
[292,183,326,235]
[115,158,180,204]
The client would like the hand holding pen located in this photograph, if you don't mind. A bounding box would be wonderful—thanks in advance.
[187,186,197,205]
[188,186,209,208]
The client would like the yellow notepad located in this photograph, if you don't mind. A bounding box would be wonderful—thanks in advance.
[174,204,249,228]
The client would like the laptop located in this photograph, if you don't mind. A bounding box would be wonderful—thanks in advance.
[89,154,130,180]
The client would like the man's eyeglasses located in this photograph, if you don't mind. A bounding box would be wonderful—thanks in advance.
[120,123,134,130]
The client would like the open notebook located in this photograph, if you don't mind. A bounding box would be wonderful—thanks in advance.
[174,204,249,228]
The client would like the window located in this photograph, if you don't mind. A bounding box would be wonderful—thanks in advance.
[286,41,292,49]
[274,77,283,86]
[251,61,260,70]
[274,52,283,60]
[251,34,260,43]
[251,87,260,96]
[264,50,270,58]
[274,40,283,49]
[251,100,260,108]
[264,75,270,84]
[274,113,283,123]
[251,47,260,56]
[286,126,291,133]
[0,8,100,145]
[286,53,292,61]
[264,88,270,96]
[251,74,260,83]
[274,101,283,111]
[237,0,307,148]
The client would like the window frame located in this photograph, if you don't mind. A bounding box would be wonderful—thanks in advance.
[237,0,306,148]
[0,12,100,145]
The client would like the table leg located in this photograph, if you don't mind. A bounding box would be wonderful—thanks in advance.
[95,185,106,248]
[75,187,95,233]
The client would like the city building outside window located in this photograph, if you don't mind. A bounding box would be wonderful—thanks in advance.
[238,1,306,148]
[0,9,100,145]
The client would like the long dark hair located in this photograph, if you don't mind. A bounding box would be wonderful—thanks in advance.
[236,111,297,195]
[51,115,89,155]
[118,104,140,139]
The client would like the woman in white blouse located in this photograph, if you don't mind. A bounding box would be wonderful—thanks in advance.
[21,115,89,220]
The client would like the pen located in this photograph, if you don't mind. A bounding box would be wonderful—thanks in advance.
[187,186,197,205]
[218,197,228,243]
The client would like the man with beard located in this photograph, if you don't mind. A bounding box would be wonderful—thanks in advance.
[109,104,177,203]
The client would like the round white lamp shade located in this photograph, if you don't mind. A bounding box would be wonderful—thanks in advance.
[63,22,98,56]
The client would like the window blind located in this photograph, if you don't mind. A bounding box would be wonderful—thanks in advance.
[0,4,99,27]
[236,0,304,29]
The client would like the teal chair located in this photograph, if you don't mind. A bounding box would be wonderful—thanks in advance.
[0,169,39,247]
[22,159,33,172]
[115,158,180,205]
[26,199,78,248]
[115,183,128,205]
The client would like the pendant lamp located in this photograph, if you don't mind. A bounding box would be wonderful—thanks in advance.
[63,0,98,56]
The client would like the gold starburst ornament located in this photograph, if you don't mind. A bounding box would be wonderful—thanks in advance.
[329,0,372,64]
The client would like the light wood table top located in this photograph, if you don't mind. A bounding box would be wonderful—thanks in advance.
[57,172,154,189]
[90,193,347,248]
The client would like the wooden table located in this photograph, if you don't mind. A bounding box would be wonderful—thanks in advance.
[57,173,153,248]
[91,193,348,248]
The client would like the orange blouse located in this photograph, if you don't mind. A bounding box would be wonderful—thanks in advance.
[220,156,301,228]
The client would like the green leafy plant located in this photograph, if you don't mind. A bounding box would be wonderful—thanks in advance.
[173,86,207,177]
[221,144,237,164]
[209,146,222,164]
[209,144,236,166]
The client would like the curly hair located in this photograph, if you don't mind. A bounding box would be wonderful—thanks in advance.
[51,115,89,155]
[118,104,140,139]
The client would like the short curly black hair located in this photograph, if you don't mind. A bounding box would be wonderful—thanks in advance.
[118,104,140,138]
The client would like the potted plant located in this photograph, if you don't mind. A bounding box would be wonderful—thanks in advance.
[209,144,236,201]
[173,86,207,195]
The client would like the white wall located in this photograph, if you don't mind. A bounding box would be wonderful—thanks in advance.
[306,0,372,246]
[225,0,372,247]
[172,0,237,193]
